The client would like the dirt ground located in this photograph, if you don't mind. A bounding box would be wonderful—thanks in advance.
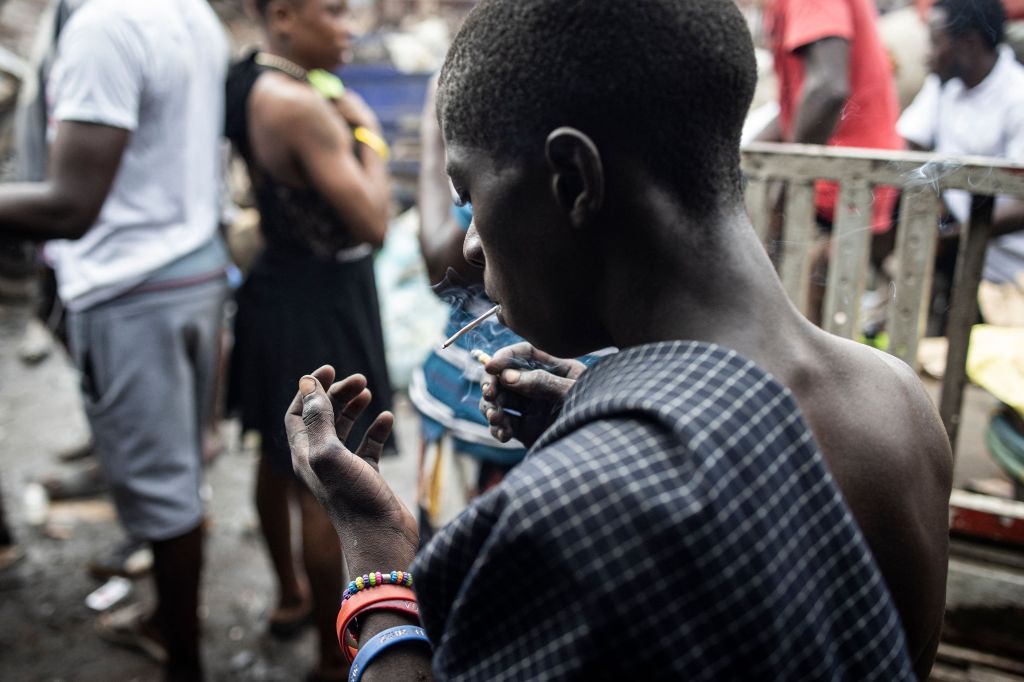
[0,300,420,682]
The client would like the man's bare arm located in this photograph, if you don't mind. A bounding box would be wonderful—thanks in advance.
[0,121,129,241]
[283,88,390,247]
[790,37,851,145]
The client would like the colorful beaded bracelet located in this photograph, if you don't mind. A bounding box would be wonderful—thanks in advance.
[343,570,413,601]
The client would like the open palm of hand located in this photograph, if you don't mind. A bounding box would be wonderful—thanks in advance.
[285,365,419,574]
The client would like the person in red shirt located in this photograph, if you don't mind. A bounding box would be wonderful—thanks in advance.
[762,0,903,325]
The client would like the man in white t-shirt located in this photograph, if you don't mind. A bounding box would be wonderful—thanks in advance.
[0,0,228,678]
[898,0,1024,327]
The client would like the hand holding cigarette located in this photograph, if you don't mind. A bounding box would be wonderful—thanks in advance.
[477,342,588,448]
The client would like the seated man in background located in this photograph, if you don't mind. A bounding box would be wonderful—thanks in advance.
[899,0,1024,333]
[285,0,951,679]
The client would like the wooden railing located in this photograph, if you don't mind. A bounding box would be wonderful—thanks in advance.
[741,143,1024,457]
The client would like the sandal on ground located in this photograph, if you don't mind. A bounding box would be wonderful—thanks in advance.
[87,537,153,581]
[268,602,313,639]
[0,545,26,590]
[0,545,25,572]
[41,462,107,500]
[95,603,168,664]
[56,439,94,463]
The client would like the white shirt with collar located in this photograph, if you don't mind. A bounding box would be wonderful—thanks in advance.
[898,45,1024,284]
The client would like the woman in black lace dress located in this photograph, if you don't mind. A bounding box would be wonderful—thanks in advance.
[224,2,393,679]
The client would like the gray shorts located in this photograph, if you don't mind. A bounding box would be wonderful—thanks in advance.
[67,278,226,542]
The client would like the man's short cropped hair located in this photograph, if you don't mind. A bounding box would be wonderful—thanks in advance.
[437,0,757,217]
[935,0,1006,49]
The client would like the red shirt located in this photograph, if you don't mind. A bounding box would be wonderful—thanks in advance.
[915,0,1024,21]
[766,0,902,232]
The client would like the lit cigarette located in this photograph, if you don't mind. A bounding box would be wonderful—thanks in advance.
[470,349,492,364]
[442,305,500,349]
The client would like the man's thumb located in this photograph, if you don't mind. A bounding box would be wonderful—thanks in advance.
[500,368,573,400]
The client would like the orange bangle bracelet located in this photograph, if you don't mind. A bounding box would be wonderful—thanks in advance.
[340,598,420,662]
[336,585,419,663]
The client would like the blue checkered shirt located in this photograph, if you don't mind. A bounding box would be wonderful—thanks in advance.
[412,341,914,680]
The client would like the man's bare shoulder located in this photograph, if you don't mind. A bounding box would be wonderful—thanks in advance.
[825,337,950,468]
[804,335,951,676]
[858,341,950,463]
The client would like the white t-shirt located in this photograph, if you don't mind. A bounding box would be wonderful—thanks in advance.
[45,0,228,309]
[897,45,1024,284]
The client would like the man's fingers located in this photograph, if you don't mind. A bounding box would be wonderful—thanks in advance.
[485,342,581,379]
[328,374,369,440]
[497,368,575,400]
[311,364,336,388]
[336,388,373,444]
[354,411,394,472]
[479,396,515,443]
[490,424,513,443]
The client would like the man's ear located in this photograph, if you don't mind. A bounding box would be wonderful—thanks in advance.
[545,127,604,229]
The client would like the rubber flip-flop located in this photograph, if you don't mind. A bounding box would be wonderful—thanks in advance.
[41,462,107,500]
[95,603,168,664]
[269,606,314,639]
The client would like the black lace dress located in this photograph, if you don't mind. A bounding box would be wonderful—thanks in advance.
[225,53,393,472]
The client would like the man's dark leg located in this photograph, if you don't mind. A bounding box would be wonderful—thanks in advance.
[0,476,13,548]
[151,523,203,681]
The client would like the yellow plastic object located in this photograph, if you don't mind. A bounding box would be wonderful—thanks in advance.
[966,324,1024,419]
[353,126,391,162]
[307,69,345,100]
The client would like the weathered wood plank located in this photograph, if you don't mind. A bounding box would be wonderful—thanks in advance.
[778,181,817,315]
[886,188,940,367]
[824,180,873,339]
[940,196,994,456]
[743,142,1024,196]
[744,176,769,244]
[936,644,1024,677]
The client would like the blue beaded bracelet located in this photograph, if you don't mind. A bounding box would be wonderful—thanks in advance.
[343,570,413,602]
[348,625,431,682]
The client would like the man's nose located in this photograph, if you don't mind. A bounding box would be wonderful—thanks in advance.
[463,221,486,269]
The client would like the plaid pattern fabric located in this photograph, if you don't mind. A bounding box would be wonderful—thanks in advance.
[412,341,914,681]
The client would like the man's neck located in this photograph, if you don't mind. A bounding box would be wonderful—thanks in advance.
[596,201,807,368]
[962,48,1000,90]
